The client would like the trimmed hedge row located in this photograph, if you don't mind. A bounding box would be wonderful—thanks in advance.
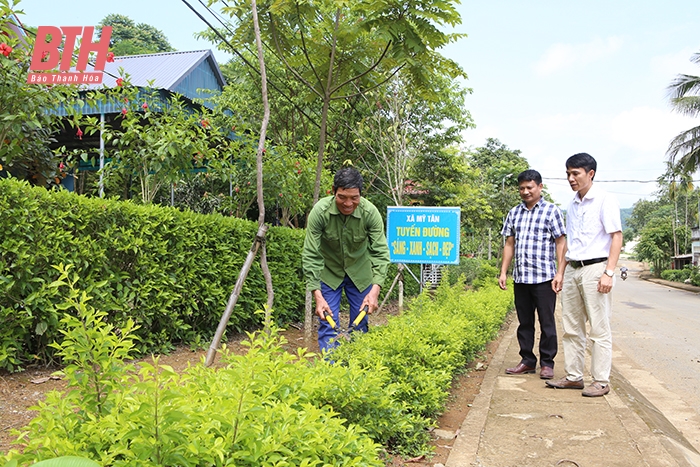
[2,268,513,464]
[332,273,512,452]
[660,266,700,286]
[0,178,306,371]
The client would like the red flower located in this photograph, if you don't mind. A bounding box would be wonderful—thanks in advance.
[326,189,332,194]
[0,43,12,57]
[76,127,83,140]
[234,186,239,193]
[106,52,115,62]
[297,169,302,174]
[116,77,124,87]
[121,108,128,115]
[279,193,283,197]
[201,119,209,128]
[59,162,65,171]
[298,193,302,197]
[141,102,148,109]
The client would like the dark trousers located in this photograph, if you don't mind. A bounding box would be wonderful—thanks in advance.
[318,276,371,353]
[513,281,558,368]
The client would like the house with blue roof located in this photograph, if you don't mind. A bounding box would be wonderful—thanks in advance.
[49,49,227,193]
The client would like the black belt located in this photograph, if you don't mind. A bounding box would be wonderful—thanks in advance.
[568,257,607,268]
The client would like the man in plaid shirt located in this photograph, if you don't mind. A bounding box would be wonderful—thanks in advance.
[499,169,566,380]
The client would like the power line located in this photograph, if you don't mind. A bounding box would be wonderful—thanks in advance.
[544,178,700,183]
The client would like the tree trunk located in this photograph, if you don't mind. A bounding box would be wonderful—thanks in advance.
[205,224,268,366]
[311,8,341,205]
[204,0,273,366]
[252,0,274,315]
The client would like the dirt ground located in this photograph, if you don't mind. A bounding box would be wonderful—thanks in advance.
[0,305,509,466]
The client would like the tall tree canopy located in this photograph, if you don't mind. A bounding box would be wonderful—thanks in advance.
[98,14,174,56]
[204,0,467,201]
[667,51,700,174]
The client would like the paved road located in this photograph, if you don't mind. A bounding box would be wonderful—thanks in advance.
[611,260,700,454]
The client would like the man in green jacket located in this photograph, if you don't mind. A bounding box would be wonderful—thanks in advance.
[302,167,390,352]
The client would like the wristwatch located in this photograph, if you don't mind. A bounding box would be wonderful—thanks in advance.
[604,269,614,277]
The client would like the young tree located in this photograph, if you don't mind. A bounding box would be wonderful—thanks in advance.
[353,73,473,208]
[205,0,276,366]
[97,86,214,204]
[207,0,466,202]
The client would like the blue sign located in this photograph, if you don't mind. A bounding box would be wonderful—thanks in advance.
[386,206,461,264]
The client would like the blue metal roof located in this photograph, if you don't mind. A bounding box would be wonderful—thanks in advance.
[49,49,227,116]
[92,49,226,102]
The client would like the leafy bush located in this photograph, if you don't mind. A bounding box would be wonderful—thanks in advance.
[4,271,384,466]
[444,257,500,289]
[3,266,513,462]
[661,266,700,286]
[383,263,421,300]
[660,269,689,282]
[332,273,513,454]
[0,178,305,371]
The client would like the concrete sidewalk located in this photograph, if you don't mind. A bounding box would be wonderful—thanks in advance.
[445,312,700,467]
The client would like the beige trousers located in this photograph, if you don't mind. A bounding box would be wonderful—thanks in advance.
[561,261,613,384]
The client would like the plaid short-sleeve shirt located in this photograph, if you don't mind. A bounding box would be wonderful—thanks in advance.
[501,198,566,284]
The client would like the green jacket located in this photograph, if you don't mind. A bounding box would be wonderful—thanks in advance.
[302,195,390,292]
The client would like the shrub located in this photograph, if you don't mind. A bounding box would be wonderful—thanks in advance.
[443,257,500,289]
[0,178,305,370]
[3,271,384,466]
[3,267,513,462]
[660,269,689,282]
[660,265,700,285]
[331,275,513,454]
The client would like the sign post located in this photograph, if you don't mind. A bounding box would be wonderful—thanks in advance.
[386,206,461,296]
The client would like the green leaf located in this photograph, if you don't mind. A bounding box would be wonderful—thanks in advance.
[31,457,100,467]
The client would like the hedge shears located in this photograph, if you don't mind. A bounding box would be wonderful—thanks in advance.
[324,305,368,341]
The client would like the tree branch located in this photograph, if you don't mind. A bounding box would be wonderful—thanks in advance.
[330,41,393,95]
[268,13,323,100]
[331,64,404,101]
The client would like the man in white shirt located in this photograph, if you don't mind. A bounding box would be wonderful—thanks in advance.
[548,153,622,397]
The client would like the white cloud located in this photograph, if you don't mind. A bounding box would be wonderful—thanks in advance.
[649,48,699,90]
[533,36,623,76]
[608,106,696,153]
[461,123,501,149]
[505,109,695,208]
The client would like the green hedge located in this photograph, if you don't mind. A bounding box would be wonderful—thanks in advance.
[0,178,305,371]
[332,272,512,453]
[660,266,700,286]
[2,267,513,464]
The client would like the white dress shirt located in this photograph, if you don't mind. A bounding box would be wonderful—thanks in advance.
[565,183,621,261]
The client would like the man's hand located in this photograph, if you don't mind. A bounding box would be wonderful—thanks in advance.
[360,284,381,314]
[552,272,564,294]
[597,273,613,294]
[498,272,508,290]
[313,290,331,319]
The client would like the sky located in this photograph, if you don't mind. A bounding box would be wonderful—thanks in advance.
[18,0,700,208]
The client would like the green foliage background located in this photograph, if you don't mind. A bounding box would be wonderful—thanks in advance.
[0,178,305,371]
